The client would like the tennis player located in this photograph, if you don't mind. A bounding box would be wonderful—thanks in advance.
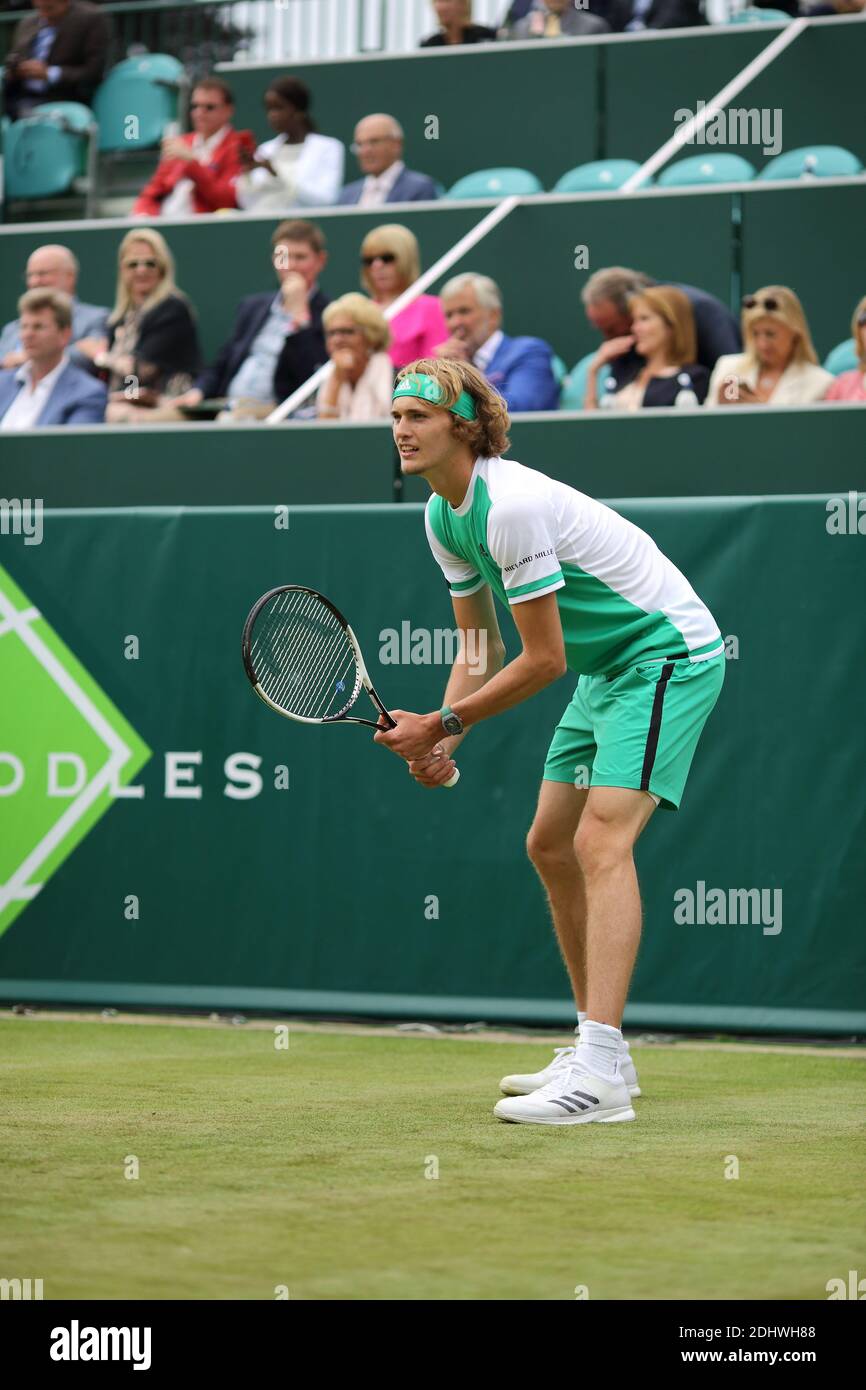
[375,359,725,1125]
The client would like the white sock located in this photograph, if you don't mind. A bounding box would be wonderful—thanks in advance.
[576,1020,622,1079]
[576,1010,588,1029]
[576,1013,629,1057]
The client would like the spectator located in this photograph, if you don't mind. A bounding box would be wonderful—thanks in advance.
[0,289,106,428]
[435,271,560,411]
[360,224,448,369]
[584,286,708,409]
[235,76,344,213]
[825,296,866,404]
[316,294,394,422]
[172,219,329,421]
[132,79,255,218]
[593,0,704,29]
[706,287,834,407]
[93,229,200,423]
[510,1,610,37]
[582,266,740,392]
[420,0,498,45]
[0,244,108,372]
[3,0,110,120]
[339,114,439,206]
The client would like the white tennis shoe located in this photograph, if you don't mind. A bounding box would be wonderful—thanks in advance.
[494,1060,635,1125]
[500,1042,641,1098]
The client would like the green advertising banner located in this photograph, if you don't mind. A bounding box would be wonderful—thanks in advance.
[0,496,863,1032]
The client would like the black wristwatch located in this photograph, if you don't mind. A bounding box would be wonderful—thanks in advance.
[440,705,464,737]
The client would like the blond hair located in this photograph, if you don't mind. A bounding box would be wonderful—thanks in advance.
[360,224,420,297]
[741,286,818,367]
[397,357,510,458]
[323,293,391,352]
[110,228,182,323]
[628,286,697,366]
[850,294,866,369]
[18,287,73,331]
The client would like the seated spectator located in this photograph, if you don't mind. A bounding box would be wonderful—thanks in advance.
[339,114,439,206]
[235,76,344,213]
[0,289,106,428]
[511,0,610,38]
[3,0,110,121]
[172,219,329,421]
[0,244,107,372]
[360,224,448,369]
[592,0,704,29]
[584,286,708,409]
[421,0,498,45]
[582,266,740,392]
[317,294,394,422]
[707,287,834,407]
[825,296,866,403]
[132,79,254,218]
[435,271,559,412]
[93,229,201,423]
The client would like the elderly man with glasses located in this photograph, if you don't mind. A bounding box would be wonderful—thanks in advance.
[0,243,108,372]
[338,113,440,206]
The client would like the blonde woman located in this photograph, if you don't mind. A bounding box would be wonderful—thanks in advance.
[94,229,200,420]
[317,294,394,422]
[825,295,866,403]
[584,286,708,410]
[707,287,833,406]
[360,223,448,369]
[420,0,497,45]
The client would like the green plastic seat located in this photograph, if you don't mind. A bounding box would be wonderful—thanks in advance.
[94,72,178,152]
[823,339,859,375]
[658,153,756,188]
[727,7,792,21]
[553,160,640,193]
[5,119,83,199]
[758,145,863,181]
[445,167,543,199]
[108,53,185,83]
[29,101,95,134]
[559,351,602,411]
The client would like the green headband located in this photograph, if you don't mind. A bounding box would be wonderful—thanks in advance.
[392,373,478,421]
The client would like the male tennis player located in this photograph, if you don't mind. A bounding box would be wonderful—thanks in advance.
[375,358,725,1126]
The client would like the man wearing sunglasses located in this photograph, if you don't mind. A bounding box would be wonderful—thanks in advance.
[132,79,255,218]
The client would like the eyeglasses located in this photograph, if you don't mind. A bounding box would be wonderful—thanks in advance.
[325,326,361,339]
[350,137,394,153]
[361,252,396,267]
[124,259,159,270]
[742,295,780,312]
[190,101,221,112]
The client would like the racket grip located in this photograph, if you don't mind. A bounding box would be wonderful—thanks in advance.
[444,767,460,788]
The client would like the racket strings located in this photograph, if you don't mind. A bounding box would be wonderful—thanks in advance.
[251,590,361,719]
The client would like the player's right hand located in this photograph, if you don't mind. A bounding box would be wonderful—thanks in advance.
[408,746,458,789]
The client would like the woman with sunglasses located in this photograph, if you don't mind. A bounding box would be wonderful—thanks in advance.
[235,76,344,213]
[707,286,833,407]
[94,229,201,423]
[824,296,866,403]
[359,224,448,369]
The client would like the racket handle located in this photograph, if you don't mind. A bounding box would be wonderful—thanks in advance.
[444,767,460,788]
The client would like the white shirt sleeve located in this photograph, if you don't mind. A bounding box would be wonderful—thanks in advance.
[294,135,345,207]
[424,503,486,598]
[486,493,564,605]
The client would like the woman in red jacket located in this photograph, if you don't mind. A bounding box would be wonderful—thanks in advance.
[132,78,255,217]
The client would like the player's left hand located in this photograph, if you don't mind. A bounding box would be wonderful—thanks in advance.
[374,709,441,762]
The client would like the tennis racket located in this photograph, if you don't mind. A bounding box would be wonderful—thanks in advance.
[241,585,460,787]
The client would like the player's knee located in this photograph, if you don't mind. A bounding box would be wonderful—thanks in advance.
[526,821,575,873]
[573,812,631,876]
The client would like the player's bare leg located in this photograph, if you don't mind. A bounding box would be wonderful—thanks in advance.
[525,780,589,1010]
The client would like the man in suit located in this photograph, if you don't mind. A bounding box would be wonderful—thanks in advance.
[3,0,111,120]
[0,243,108,372]
[510,0,610,37]
[435,272,560,412]
[581,265,740,390]
[338,113,440,206]
[592,0,704,29]
[132,78,255,217]
[0,289,107,428]
[171,220,330,420]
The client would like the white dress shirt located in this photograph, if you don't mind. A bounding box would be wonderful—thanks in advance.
[1,355,68,431]
[473,329,504,374]
[235,132,345,211]
[359,160,405,207]
[161,127,230,218]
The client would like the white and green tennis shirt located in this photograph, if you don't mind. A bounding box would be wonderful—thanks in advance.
[425,455,723,676]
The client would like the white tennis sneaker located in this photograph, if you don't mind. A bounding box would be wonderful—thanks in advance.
[500,1042,641,1098]
[494,1061,635,1125]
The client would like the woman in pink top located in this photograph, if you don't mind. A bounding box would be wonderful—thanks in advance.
[825,296,866,403]
[359,223,448,368]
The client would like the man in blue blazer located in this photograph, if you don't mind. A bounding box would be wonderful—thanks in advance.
[0,243,109,372]
[436,272,560,412]
[338,113,439,206]
[0,289,106,428]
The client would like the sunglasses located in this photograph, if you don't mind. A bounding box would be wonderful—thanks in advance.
[124,259,159,270]
[742,295,779,312]
[361,252,396,267]
[190,101,221,111]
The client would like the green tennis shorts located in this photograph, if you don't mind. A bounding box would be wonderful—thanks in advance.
[543,653,725,810]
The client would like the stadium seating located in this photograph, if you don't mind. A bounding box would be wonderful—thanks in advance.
[445,167,543,199]
[758,145,864,181]
[94,55,187,153]
[726,7,792,21]
[552,160,641,194]
[658,154,757,187]
[4,103,98,216]
[823,338,859,375]
[559,352,599,411]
